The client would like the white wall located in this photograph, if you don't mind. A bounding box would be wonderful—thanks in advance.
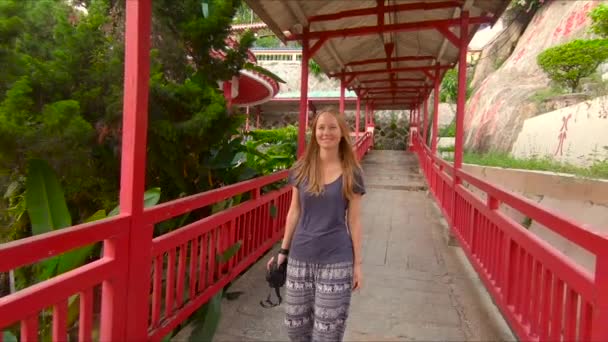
[512,95,608,167]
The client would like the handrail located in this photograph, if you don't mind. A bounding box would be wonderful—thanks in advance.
[0,138,375,341]
[410,132,608,342]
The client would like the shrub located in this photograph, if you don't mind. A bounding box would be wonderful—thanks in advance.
[589,3,608,38]
[439,67,473,103]
[537,39,608,92]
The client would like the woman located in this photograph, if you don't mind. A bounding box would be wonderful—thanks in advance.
[267,107,365,342]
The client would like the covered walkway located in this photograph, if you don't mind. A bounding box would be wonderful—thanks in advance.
[2,1,608,342]
[175,151,513,342]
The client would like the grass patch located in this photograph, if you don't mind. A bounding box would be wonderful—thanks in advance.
[529,86,567,103]
[438,145,455,153]
[445,152,608,180]
[439,120,456,137]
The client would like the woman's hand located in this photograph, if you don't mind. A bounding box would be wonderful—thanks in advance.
[352,263,362,291]
[266,253,287,270]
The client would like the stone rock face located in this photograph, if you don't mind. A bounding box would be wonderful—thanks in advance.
[465,1,601,153]
[470,7,535,90]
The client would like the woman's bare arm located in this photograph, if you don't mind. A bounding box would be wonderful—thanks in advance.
[347,194,363,265]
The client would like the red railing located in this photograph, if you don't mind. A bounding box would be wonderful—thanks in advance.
[0,132,375,342]
[354,131,373,161]
[0,170,291,342]
[411,135,608,342]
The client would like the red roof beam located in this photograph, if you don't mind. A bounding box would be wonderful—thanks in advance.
[307,1,464,23]
[363,87,431,92]
[331,65,451,78]
[358,78,426,84]
[286,16,493,41]
[365,98,419,102]
[346,55,435,67]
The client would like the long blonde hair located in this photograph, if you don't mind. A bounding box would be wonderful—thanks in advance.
[291,107,363,200]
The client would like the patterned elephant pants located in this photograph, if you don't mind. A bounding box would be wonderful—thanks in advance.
[284,258,354,342]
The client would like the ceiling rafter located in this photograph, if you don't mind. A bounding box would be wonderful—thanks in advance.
[358,78,426,84]
[332,65,452,78]
[307,1,464,23]
[286,16,493,41]
[346,55,435,67]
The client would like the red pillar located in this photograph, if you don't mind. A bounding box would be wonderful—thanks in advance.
[593,252,608,341]
[339,76,345,115]
[119,0,152,340]
[454,11,469,173]
[297,30,310,157]
[431,63,441,155]
[256,107,261,128]
[423,94,429,145]
[370,105,375,126]
[355,96,361,139]
[223,81,233,109]
[364,102,369,127]
[245,106,250,132]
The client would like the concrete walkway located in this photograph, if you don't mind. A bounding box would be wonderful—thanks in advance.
[175,150,515,341]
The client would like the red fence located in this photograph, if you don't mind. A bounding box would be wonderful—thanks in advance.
[354,131,373,161]
[0,132,374,342]
[0,171,290,342]
[412,135,608,342]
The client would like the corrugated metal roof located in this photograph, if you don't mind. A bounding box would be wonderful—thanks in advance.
[243,0,509,109]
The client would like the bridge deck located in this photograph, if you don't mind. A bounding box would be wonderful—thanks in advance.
[174,150,515,341]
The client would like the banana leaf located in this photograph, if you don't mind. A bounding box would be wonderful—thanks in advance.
[108,187,162,216]
[25,159,71,235]
[2,331,17,342]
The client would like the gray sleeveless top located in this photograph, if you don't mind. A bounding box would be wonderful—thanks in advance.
[287,169,366,264]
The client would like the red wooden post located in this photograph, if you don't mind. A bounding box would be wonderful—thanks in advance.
[355,96,361,139]
[297,29,310,157]
[223,81,233,109]
[431,62,440,155]
[245,106,250,132]
[450,11,468,226]
[453,11,469,173]
[423,93,429,145]
[592,251,608,341]
[339,75,346,115]
[119,0,153,340]
[256,107,261,128]
[370,104,375,126]
[364,102,369,127]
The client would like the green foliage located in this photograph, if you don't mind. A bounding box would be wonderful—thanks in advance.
[510,0,545,13]
[439,120,456,137]
[253,35,281,48]
[2,331,17,342]
[438,145,455,153]
[25,159,72,236]
[537,39,608,92]
[439,68,473,103]
[309,59,323,77]
[589,4,608,38]
[244,126,297,175]
[447,151,608,180]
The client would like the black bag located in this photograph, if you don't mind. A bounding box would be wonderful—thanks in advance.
[260,257,287,308]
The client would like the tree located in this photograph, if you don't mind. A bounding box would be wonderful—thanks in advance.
[589,3,608,38]
[537,39,608,93]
